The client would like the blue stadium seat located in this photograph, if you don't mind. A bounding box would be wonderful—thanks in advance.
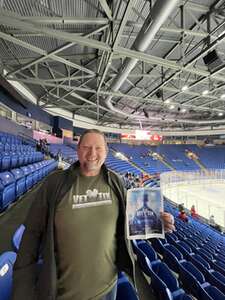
[136,241,160,266]
[131,240,152,276]
[10,168,26,198]
[21,166,33,190]
[12,224,25,252]
[163,244,185,273]
[116,272,138,300]
[0,251,17,300]
[179,260,225,300]
[151,238,169,255]
[0,171,16,210]
[0,153,11,171]
[10,153,18,169]
[145,258,192,300]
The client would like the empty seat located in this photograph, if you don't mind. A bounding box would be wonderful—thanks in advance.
[145,258,192,300]
[0,251,17,300]
[20,166,33,190]
[163,244,184,273]
[10,168,26,198]
[0,171,16,210]
[116,272,138,300]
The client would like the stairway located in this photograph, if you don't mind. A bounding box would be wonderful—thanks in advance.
[185,151,206,170]
[192,157,206,170]
[110,147,150,176]
[157,155,175,171]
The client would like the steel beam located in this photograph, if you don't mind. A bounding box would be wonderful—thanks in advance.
[98,0,113,21]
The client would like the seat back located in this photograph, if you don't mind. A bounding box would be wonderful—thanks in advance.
[12,224,26,252]
[0,251,17,300]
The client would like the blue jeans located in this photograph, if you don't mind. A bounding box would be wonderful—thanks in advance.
[101,283,117,300]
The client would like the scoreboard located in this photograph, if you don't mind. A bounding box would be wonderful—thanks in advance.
[121,130,163,141]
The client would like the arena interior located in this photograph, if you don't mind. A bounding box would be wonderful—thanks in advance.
[1,0,225,299]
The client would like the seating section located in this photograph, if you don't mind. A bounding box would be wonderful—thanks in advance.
[105,151,141,176]
[110,143,170,174]
[0,132,44,172]
[0,132,58,211]
[49,143,77,164]
[157,144,200,171]
[188,145,225,169]
[133,200,225,300]
[108,143,225,175]
[0,159,57,211]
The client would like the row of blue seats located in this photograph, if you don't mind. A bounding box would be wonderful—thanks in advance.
[0,151,44,172]
[135,237,225,300]
[0,134,23,145]
[0,143,35,152]
[132,240,193,300]
[144,178,160,187]
[0,223,138,300]
[0,251,138,300]
[0,159,58,211]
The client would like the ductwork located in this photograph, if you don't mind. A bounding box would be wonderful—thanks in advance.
[104,0,225,126]
[105,0,180,118]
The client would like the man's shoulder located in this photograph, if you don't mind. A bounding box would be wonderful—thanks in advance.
[107,168,124,183]
[42,167,71,189]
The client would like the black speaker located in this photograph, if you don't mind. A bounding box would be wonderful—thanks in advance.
[143,109,149,118]
[203,50,223,71]
[155,89,163,98]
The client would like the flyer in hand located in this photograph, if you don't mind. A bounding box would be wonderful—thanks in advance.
[126,187,164,240]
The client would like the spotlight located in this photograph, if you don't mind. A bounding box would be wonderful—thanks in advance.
[181,85,188,92]
[164,99,170,104]
[218,112,224,116]
[221,94,225,99]
[181,108,187,113]
[169,104,175,110]
[202,90,209,95]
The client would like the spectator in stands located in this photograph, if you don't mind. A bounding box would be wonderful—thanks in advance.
[178,203,185,212]
[190,205,198,218]
[209,214,215,226]
[12,129,175,300]
[178,210,189,222]
[209,214,216,227]
[209,215,222,232]
[36,140,42,152]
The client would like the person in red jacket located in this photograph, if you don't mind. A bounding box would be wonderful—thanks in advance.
[190,205,198,218]
[178,210,189,222]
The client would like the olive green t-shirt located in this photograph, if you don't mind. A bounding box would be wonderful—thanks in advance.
[54,170,119,300]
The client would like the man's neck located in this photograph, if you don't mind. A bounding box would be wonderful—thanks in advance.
[79,168,101,177]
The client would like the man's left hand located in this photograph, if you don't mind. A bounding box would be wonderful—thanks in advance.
[160,212,175,233]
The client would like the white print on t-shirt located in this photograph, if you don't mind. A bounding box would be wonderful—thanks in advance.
[72,189,112,209]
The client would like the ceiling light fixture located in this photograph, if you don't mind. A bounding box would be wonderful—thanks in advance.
[202,90,209,95]
[181,108,187,113]
[218,112,224,116]
[164,99,170,104]
[169,104,175,109]
[221,94,225,99]
[181,85,188,92]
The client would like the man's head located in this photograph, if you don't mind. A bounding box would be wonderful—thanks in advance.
[77,129,108,176]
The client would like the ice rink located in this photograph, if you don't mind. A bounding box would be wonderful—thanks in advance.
[162,181,225,227]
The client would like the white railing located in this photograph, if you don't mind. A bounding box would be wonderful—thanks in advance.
[160,169,225,228]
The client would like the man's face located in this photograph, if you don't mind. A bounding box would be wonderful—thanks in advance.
[77,133,108,176]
